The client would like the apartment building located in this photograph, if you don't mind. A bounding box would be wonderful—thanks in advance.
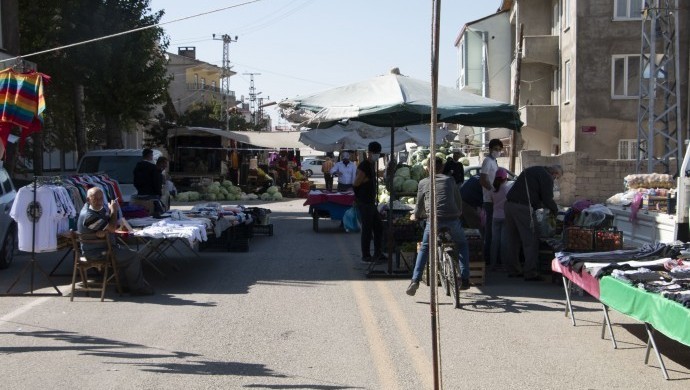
[457,0,689,162]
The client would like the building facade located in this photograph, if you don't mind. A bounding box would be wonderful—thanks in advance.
[459,0,689,163]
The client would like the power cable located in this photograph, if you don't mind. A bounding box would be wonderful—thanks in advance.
[2,0,264,63]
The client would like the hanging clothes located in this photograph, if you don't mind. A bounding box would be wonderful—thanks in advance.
[10,184,76,253]
[0,68,50,152]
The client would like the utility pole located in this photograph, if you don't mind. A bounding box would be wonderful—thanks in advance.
[213,33,238,130]
[243,73,261,126]
[257,95,269,130]
[510,24,524,173]
[636,0,682,174]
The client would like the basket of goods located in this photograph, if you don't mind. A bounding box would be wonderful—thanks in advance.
[388,214,422,242]
[594,228,623,251]
[564,226,595,251]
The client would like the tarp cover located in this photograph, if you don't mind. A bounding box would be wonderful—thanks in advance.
[169,127,306,149]
[299,123,451,152]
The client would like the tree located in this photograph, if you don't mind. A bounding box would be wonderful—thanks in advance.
[18,0,170,152]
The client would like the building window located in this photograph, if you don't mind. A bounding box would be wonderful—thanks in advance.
[212,81,216,89]
[563,0,570,30]
[194,74,199,88]
[612,55,640,98]
[201,77,206,89]
[458,40,465,88]
[614,0,643,20]
[564,60,571,103]
[618,139,638,160]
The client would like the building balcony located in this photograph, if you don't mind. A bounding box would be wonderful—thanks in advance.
[522,35,558,66]
[519,104,558,137]
[186,83,236,99]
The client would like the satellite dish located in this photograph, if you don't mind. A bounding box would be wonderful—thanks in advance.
[454,126,481,145]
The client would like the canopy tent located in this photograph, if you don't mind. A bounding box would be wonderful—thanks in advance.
[299,123,452,153]
[169,126,308,149]
[278,72,522,131]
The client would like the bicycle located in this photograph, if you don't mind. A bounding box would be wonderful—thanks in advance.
[435,226,461,309]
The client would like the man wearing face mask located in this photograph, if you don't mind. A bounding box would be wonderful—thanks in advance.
[330,151,357,192]
[353,142,385,262]
[479,138,503,266]
[503,164,562,281]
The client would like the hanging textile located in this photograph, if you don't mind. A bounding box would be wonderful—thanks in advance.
[0,68,50,154]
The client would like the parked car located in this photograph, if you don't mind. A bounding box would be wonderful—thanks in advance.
[302,158,326,178]
[0,166,16,269]
[464,165,517,181]
[76,149,171,209]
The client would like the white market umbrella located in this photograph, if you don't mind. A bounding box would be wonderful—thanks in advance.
[298,123,452,153]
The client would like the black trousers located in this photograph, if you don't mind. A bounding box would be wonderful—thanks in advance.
[358,203,383,258]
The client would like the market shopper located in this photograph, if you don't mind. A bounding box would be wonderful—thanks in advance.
[443,148,465,187]
[353,142,384,262]
[322,156,334,191]
[459,175,483,229]
[133,148,162,198]
[406,157,471,296]
[480,139,503,265]
[503,164,562,281]
[489,168,513,271]
[78,187,154,296]
[330,152,357,192]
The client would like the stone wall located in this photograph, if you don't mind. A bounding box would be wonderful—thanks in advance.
[520,150,675,206]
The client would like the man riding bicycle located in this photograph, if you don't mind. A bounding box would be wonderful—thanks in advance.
[406,157,471,296]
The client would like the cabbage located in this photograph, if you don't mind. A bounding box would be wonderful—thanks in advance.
[271,192,283,200]
[176,192,190,202]
[378,193,390,204]
[435,152,446,160]
[260,193,272,201]
[410,164,425,181]
[402,179,418,193]
[222,180,234,188]
[266,186,280,195]
[246,193,259,200]
[393,176,405,192]
[228,185,241,195]
[188,192,200,201]
[395,167,410,179]
[205,193,217,201]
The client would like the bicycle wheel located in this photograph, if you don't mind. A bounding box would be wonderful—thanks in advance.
[437,247,448,292]
[446,253,460,308]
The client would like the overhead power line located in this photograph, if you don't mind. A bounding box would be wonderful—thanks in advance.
[0,0,264,64]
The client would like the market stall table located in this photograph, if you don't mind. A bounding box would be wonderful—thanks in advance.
[303,190,355,232]
[600,275,690,380]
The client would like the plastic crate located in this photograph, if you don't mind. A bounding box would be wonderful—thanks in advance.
[564,227,594,252]
[594,228,623,251]
[252,223,273,236]
[469,261,485,286]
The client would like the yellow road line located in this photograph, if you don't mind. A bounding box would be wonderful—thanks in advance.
[336,237,398,389]
[376,281,433,388]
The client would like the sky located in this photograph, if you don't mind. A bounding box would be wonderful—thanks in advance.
[149,0,502,128]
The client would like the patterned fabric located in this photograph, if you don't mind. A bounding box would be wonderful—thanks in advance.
[0,68,47,129]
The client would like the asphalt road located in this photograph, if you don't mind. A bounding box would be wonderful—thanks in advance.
[0,196,689,389]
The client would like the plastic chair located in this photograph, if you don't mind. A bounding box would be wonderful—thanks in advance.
[69,231,123,301]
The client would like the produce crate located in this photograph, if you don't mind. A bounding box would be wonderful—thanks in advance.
[594,228,623,251]
[465,232,483,263]
[385,221,423,242]
[564,226,594,252]
[469,261,485,286]
[227,223,252,252]
[252,223,274,236]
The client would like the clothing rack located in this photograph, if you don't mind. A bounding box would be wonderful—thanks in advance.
[4,176,63,296]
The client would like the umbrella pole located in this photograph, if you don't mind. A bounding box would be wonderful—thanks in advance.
[387,126,395,274]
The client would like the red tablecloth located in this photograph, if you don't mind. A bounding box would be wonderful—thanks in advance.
[303,190,355,207]
[551,258,601,299]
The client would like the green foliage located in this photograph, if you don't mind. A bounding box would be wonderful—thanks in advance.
[18,0,170,149]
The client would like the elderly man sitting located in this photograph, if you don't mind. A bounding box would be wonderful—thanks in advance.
[78,187,154,296]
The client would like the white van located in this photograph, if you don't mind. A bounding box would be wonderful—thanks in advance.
[76,149,164,203]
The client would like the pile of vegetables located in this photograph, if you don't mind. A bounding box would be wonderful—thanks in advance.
[260,186,284,201]
[173,180,285,203]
